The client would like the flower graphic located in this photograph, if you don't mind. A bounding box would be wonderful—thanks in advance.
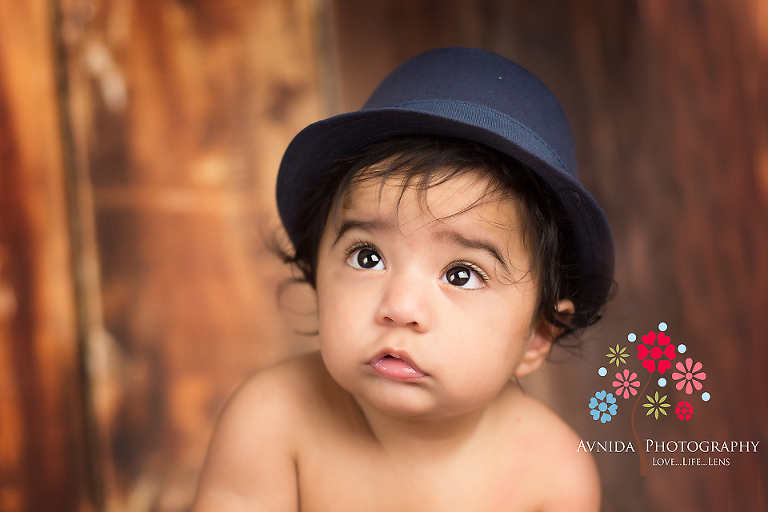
[642,391,672,419]
[606,344,629,366]
[671,358,706,394]
[589,390,618,423]
[675,400,694,421]
[637,331,676,373]
[612,369,641,399]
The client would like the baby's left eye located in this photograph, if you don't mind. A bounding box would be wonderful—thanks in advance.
[441,265,485,289]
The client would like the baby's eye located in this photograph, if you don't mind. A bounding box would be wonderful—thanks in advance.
[347,247,385,270]
[441,265,485,289]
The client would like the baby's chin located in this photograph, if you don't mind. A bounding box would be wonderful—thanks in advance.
[350,381,506,423]
[344,379,439,417]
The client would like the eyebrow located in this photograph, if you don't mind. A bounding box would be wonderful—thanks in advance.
[434,230,511,274]
[332,219,393,247]
[333,219,511,274]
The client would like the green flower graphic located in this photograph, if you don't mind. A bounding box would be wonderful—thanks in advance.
[606,344,628,366]
[642,391,672,419]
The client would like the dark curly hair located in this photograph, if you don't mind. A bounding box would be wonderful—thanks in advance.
[281,136,605,343]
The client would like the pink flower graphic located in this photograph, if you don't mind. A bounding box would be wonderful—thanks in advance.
[612,369,641,399]
[671,358,706,394]
[637,331,676,373]
[675,400,694,421]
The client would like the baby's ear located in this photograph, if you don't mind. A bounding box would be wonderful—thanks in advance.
[513,299,575,378]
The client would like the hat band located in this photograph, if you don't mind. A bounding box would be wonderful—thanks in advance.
[381,99,567,174]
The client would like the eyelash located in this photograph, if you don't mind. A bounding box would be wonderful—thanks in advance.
[344,240,377,259]
[446,260,490,283]
[343,241,489,283]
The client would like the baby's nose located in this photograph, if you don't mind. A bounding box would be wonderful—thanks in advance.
[374,271,432,332]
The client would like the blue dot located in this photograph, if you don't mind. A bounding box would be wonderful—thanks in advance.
[678,344,687,354]
[658,322,667,331]
[627,333,637,342]
[702,392,711,402]
[598,367,607,377]
[658,378,667,387]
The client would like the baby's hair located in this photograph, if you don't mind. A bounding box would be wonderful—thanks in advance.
[282,136,602,343]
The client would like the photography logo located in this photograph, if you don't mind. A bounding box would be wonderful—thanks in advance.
[586,322,712,475]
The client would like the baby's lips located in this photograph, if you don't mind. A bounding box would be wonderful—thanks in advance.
[369,350,427,379]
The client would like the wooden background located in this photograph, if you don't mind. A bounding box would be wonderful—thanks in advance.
[1,0,765,511]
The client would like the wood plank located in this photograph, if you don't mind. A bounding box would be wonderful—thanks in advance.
[0,0,92,510]
[58,0,328,509]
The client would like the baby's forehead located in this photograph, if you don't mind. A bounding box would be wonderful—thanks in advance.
[337,172,526,240]
[343,164,519,214]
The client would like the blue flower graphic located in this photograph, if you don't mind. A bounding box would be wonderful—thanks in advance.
[589,390,618,423]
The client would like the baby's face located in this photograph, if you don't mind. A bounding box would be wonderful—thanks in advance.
[314,171,547,420]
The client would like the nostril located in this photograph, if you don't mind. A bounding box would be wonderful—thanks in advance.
[375,289,430,331]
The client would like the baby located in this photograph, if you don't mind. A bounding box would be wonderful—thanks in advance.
[193,47,614,511]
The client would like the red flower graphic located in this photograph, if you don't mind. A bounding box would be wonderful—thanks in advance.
[612,369,641,399]
[671,358,706,394]
[675,400,694,421]
[637,331,676,373]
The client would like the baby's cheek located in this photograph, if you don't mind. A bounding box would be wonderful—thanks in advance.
[319,342,359,397]
[318,298,360,350]
[323,303,357,336]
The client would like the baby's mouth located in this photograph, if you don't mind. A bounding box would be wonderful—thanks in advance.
[369,351,427,380]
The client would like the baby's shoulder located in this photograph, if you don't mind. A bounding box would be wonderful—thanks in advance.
[193,352,339,511]
[225,351,337,426]
[510,393,584,449]
[199,352,340,469]
[500,393,601,511]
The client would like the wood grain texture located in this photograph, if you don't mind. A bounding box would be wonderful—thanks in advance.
[0,1,92,511]
[58,0,327,510]
[3,0,763,510]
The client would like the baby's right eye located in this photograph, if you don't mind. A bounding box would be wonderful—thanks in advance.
[347,246,385,270]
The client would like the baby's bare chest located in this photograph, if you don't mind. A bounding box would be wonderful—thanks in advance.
[294,437,544,512]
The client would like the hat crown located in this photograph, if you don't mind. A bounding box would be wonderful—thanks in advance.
[363,47,577,178]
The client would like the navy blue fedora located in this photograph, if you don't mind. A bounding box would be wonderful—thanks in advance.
[277,47,614,313]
